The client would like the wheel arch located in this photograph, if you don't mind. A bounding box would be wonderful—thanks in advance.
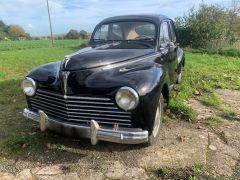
[161,83,169,105]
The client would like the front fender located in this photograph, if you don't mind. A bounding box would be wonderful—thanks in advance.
[84,61,169,131]
[26,61,61,90]
[84,62,166,96]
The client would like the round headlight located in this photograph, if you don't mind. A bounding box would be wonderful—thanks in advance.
[115,87,139,111]
[21,77,36,96]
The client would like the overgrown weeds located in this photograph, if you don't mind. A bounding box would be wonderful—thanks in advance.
[150,164,204,180]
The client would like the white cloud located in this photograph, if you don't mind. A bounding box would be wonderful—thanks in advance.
[0,0,232,36]
[27,23,33,28]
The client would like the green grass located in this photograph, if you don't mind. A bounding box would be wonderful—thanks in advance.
[186,47,240,58]
[223,111,240,121]
[205,116,223,126]
[154,164,203,179]
[95,163,107,173]
[198,93,222,107]
[169,52,240,121]
[0,39,86,51]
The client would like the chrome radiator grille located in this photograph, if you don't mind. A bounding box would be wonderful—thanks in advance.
[29,89,132,127]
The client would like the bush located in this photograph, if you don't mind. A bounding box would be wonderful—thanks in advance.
[219,48,240,57]
[65,29,79,39]
[80,30,88,39]
[175,2,240,49]
[185,47,240,58]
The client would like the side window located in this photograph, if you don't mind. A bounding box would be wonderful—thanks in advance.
[94,24,109,40]
[160,24,164,43]
[111,24,123,40]
[135,24,155,38]
[160,22,170,44]
[169,21,176,42]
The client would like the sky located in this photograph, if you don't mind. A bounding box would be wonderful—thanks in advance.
[0,0,233,36]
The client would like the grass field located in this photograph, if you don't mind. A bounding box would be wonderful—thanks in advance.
[0,39,86,51]
[0,40,240,174]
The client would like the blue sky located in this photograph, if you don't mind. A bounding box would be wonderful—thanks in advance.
[0,0,232,36]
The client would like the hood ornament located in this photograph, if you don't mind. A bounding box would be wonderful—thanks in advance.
[64,56,70,69]
[62,71,70,99]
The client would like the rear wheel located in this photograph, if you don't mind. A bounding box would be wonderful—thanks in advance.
[176,66,183,84]
[145,94,163,146]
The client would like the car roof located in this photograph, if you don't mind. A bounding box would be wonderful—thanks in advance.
[99,14,170,25]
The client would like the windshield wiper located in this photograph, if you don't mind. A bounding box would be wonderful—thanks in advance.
[93,39,123,43]
[127,40,154,48]
[93,39,107,42]
[136,37,154,41]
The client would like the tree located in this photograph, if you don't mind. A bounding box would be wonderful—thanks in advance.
[227,0,240,45]
[174,1,240,48]
[186,4,227,48]
[79,30,88,39]
[0,20,7,40]
[65,29,79,39]
[0,20,6,31]
[174,17,191,47]
[7,25,26,39]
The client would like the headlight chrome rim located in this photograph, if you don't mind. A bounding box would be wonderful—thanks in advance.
[115,87,139,111]
[21,77,36,96]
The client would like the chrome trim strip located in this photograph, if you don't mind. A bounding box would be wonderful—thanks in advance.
[31,105,132,123]
[31,101,118,109]
[67,111,131,118]
[23,108,148,145]
[62,71,70,96]
[31,104,130,114]
[64,56,70,69]
[37,89,111,101]
[103,53,161,71]
[32,96,115,105]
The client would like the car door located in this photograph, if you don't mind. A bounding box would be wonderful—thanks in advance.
[159,21,178,86]
[168,20,178,81]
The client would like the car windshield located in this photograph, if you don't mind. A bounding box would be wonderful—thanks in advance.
[92,21,157,49]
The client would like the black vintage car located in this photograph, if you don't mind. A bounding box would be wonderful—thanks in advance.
[22,14,185,146]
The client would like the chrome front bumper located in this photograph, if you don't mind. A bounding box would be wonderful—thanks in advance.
[23,108,148,145]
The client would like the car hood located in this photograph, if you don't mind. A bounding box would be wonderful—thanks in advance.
[63,44,155,70]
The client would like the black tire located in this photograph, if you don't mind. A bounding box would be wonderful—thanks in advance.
[145,94,163,146]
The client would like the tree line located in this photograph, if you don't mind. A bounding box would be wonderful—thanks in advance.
[65,29,88,39]
[0,21,30,40]
[175,0,240,49]
[0,20,89,41]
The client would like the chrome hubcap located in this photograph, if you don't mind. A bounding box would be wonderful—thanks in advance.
[152,100,161,137]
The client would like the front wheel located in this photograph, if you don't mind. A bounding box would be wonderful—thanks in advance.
[145,94,163,146]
